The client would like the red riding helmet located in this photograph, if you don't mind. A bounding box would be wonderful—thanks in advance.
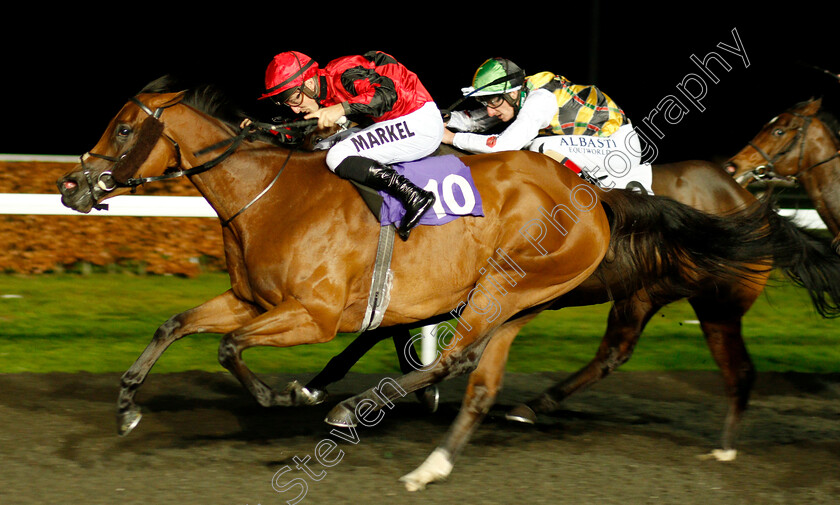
[259,51,320,102]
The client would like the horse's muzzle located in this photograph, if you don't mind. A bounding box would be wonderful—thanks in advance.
[56,170,95,213]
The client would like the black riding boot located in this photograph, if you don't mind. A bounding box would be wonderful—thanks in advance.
[335,156,435,240]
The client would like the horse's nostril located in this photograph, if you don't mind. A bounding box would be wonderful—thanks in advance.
[61,180,78,194]
[724,163,737,175]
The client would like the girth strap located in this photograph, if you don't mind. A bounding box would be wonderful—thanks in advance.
[358,224,397,332]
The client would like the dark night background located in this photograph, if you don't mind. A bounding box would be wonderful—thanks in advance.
[3,4,837,165]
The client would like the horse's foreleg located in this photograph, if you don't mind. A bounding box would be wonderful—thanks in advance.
[217,299,338,408]
[118,289,260,435]
[301,325,440,411]
[400,316,532,491]
[322,339,467,428]
[301,326,395,404]
[689,293,757,462]
[507,293,660,423]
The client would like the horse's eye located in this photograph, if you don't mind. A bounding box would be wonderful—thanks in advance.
[116,125,132,138]
[773,128,784,136]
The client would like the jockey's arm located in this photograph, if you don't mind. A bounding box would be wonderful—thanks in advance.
[450,91,556,154]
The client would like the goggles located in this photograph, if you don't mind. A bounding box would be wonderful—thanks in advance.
[476,94,507,109]
[272,87,306,107]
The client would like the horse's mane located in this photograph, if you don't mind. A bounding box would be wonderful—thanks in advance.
[817,110,840,146]
[138,75,246,130]
[138,75,306,147]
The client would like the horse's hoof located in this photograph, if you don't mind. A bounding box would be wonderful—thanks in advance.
[505,403,537,424]
[698,449,737,462]
[418,386,439,413]
[300,386,327,405]
[324,403,358,428]
[400,448,453,492]
[284,381,328,406]
[117,407,142,436]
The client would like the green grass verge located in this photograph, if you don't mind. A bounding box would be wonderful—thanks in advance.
[0,272,837,374]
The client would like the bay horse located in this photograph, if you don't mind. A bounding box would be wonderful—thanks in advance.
[56,78,840,491]
[724,97,840,252]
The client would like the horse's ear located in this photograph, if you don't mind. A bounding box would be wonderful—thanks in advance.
[134,91,186,111]
[159,91,187,108]
[802,97,823,114]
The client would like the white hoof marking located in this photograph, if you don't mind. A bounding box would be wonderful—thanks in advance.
[399,448,453,492]
[698,449,738,461]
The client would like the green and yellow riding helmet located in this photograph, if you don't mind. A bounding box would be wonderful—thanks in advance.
[461,57,527,111]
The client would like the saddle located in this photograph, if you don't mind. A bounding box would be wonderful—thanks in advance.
[307,128,484,333]
[310,126,483,225]
[349,155,484,332]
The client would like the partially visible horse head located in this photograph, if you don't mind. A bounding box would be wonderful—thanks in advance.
[725,97,840,240]
[723,98,827,186]
[56,90,188,213]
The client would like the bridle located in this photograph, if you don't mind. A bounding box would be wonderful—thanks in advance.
[80,96,242,197]
[742,109,840,253]
[78,95,309,225]
[742,111,840,184]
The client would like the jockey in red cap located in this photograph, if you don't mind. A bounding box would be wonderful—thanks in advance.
[256,50,444,240]
[260,51,321,105]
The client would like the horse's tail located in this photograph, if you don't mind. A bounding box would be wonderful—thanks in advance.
[597,189,840,317]
[758,202,840,318]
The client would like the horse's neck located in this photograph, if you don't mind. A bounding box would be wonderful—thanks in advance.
[797,120,840,235]
[800,119,840,187]
[160,105,317,218]
[801,161,840,235]
[188,141,334,225]
[807,120,840,162]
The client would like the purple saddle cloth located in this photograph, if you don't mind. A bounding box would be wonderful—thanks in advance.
[379,155,484,227]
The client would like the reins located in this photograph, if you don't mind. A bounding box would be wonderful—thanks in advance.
[439,69,526,119]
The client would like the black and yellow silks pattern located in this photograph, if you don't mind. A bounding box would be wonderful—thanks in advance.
[527,72,626,137]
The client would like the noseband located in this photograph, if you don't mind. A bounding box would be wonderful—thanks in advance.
[81,98,180,197]
[745,112,840,183]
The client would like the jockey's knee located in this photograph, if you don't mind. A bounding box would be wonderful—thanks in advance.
[325,148,345,172]
[333,156,375,182]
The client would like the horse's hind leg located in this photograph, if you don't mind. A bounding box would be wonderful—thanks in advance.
[323,305,541,429]
[399,316,534,491]
[321,312,533,490]
[689,290,757,461]
[507,293,661,423]
[117,289,260,435]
